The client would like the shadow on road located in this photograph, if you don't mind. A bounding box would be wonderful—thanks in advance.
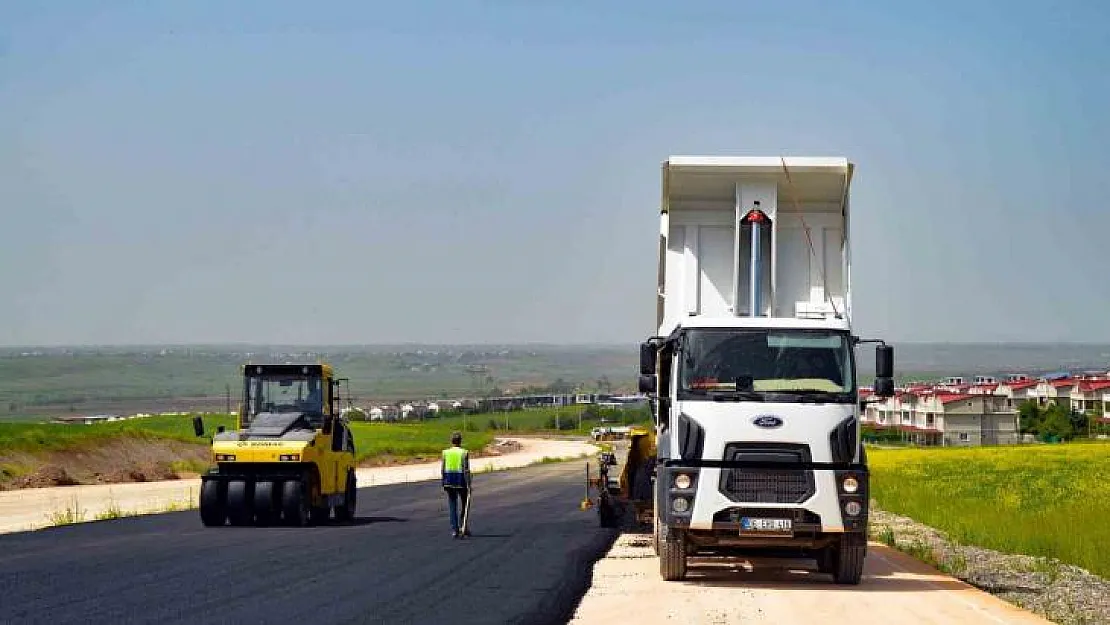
[682,560,965,592]
[349,516,408,525]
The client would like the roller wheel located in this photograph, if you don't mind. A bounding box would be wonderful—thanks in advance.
[310,504,331,525]
[253,481,276,525]
[199,479,226,527]
[335,471,357,522]
[226,480,254,526]
[659,525,688,581]
[282,478,309,526]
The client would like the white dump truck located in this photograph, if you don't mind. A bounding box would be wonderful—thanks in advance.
[637,155,895,583]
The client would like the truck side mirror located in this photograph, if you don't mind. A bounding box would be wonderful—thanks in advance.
[876,344,893,379]
[192,415,205,438]
[638,374,657,394]
[639,342,656,375]
[874,344,895,397]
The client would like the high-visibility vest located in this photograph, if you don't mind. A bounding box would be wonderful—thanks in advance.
[442,446,469,487]
[443,446,468,471]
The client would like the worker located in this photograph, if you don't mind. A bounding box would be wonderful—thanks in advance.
[441,431,472,538]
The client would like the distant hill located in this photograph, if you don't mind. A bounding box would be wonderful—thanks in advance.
[3,342,1108,421]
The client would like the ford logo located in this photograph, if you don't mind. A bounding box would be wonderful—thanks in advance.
[752,415,784,429]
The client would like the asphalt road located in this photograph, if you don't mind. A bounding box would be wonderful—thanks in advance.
[0,462,616,625]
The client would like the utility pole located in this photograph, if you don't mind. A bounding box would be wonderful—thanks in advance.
[225,384,231,415]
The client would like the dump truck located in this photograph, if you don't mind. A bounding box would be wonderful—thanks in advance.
[192,362,358,527]
[627,155,895,583]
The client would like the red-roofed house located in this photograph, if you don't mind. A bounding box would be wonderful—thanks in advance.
[1032,378,1079,407]
[994,379,1039,408]
[1072,379,1110,413]
[863,387,1018,446]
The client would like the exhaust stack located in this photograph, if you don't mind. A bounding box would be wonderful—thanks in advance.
[748,202,765,317]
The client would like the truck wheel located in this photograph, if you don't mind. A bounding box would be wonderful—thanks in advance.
[335,472,357,522]
[832,532,867,584]
[659,526,687,581]
[816,547,835,575]
[226,480,253,526]
[652,517,660,555]
[199,479,226,527]
[281,478,309,527]
[631,456,655,501]
[598,497,618,528]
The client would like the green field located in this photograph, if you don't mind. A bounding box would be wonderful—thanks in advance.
[869,443,1110,577]
[0,404,649,478]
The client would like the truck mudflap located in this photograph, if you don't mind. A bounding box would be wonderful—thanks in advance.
[655,460,869,535]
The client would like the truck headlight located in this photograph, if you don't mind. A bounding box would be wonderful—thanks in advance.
[844,501,862,517]
[672,497,690,513]
[842,476,859,493]
[215,454,236,462]
[278,454,300,462]
[674,473,692,489]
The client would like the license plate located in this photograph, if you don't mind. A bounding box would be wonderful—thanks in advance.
[740,517,792,533]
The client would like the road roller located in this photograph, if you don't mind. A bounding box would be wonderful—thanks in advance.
[192,362,358,527]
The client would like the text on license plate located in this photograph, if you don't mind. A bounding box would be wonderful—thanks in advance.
[740,517,792,532]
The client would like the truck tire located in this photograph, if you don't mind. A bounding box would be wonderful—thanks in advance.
[335,472,357,522]
[598,497,618,528]
[652,517,660,555]
[832,532,867,584]
[631,456,655,501]
[199,479,226,527]
[659,525,687,581]
[816,547,835,575]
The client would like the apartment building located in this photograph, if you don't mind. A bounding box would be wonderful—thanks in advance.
[863,387,1019,446]
[863,369,1110,445]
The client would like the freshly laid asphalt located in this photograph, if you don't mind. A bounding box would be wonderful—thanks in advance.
[0,461,618,625]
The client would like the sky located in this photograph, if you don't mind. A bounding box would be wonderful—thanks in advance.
[1,0,1108,346]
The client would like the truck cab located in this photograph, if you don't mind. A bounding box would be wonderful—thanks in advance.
[639,156,894,583]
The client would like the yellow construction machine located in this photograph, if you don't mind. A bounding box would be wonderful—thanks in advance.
[192,362,358,527]
[584,425,657,528]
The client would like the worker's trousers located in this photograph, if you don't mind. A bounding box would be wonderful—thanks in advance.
[445,486,469,533]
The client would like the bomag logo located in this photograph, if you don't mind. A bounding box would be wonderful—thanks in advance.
[236,442,285,447]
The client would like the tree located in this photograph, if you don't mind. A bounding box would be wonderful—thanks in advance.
[1018,400,1042,435]
[1039,403,1074,441]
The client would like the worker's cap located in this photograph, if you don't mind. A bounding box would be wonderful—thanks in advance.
[451,431,462,444]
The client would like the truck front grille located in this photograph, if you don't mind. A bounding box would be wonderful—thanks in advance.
[718,443,815,504]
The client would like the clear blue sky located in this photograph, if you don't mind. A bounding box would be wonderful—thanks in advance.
[1,0,1108,346]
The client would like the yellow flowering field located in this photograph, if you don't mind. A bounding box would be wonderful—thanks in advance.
[869,442,1110,577]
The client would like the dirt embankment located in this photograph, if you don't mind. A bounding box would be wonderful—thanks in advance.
[0,438,212,491]
[0,438,526,491]
[356,439,524,468]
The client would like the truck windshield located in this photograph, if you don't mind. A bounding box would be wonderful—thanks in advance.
[678,329,854,401]
[245,374,324,417]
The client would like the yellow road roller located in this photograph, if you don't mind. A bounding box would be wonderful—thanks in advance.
[192,362,358,527]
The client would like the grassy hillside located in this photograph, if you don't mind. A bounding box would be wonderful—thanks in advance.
[0,404,649,489]
[869,443,1110,577]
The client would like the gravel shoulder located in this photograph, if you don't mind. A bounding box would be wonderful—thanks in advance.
[869,504,1110,625]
